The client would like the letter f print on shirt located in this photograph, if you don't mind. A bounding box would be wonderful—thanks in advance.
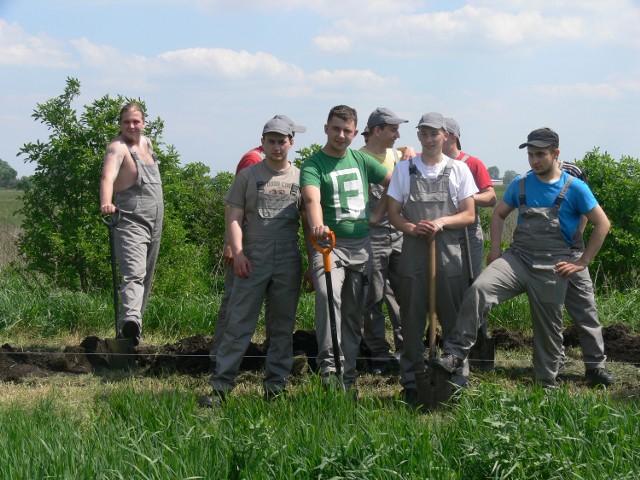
[330,167,366,221]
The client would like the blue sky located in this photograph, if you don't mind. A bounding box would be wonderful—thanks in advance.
[1,0,639,179]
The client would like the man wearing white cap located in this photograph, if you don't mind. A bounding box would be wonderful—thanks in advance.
[360,107,409,373]
[387,112,477,405]
[434,128,611,388]
[204,115,308,405]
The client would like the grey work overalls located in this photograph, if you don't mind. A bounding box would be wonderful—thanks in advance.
[364,149,403,360]
[446,176,574,386]
[212,164,302,394]
[398,158,467,390]
[113,146,164,336]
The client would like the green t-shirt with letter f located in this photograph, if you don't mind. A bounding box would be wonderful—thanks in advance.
[300,148,387,238]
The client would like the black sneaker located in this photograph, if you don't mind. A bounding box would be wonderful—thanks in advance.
[198,390,226,408]
[432,354,463,374]
[121,320,141,346]
[585,367,614,387]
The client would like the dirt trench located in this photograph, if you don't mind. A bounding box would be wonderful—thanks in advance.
[1,324,638,383]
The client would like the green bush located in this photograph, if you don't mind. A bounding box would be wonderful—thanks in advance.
[577,149,640,288]
[16,78,227,297]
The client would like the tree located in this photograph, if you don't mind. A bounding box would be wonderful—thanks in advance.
[17,77,213,295]
[0,158,18,188]
[503,170,518,185]
[487,166,500,180]
[577,148,640,288]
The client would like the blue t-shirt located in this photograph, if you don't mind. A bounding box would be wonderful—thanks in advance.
[503,171,598,245]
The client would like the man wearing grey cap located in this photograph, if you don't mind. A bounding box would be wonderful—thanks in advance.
[360,107,409,374]
[443,117,497,370]
[443,117,496,277]
[387,112,477,405]
[203,115,309,405]
[434,128,611,389]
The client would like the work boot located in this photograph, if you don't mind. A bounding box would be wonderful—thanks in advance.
[122,320,141,346]
[198,390,226,408]
[401,388,418,408]
[585,367,614,387]
[432,354,464,374]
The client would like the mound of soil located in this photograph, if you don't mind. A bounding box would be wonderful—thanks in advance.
[1,324,638,383]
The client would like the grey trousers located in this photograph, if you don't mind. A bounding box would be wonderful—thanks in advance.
[363,229,403,358]
[114,201,163,334]
[209,263,235,363]
[311,248,369,390]
[565,251,606,370]
[210,238,301,393]
[446,249,568,386]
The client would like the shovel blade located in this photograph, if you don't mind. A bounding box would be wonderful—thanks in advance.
[105,338,135,369]
[469,330,495,372]
[415,367,453,411]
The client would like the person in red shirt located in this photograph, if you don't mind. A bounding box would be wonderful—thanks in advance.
[443,117,497,370]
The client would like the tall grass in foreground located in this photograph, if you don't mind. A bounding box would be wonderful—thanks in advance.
[0,377,638,479]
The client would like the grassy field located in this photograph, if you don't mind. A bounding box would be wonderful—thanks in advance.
[2,185,640,478]
[0,188,22,265]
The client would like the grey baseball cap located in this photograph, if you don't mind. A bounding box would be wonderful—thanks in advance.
[367,107,409,128]
[361,125,370,136]
[416,112,447,130]
[262,115,306,136]
[519,127,559,149]
[445,117,462,149]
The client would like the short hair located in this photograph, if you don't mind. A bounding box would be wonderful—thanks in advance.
[327,105,358,125]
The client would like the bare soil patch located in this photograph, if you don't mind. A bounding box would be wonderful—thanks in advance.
[1,324,638,383]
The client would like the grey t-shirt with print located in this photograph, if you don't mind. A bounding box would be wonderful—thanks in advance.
[224,161,302,241]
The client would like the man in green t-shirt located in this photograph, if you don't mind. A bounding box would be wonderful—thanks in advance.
[300,105,391,392]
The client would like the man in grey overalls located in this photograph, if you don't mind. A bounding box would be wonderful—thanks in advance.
[560,161,613,386]
[434,128,611,388]
[204,115,307,405]
[360,108,409,374]
[387,112,477,405]
[100,103,164,346]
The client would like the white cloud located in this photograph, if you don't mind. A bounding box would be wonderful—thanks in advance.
[158,48,305,80]
[0,19,74,67]
[310,0,640,55]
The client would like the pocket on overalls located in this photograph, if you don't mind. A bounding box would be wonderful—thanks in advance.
[115,189,139,214]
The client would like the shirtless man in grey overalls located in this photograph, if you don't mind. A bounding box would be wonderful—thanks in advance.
[100,103,164,345]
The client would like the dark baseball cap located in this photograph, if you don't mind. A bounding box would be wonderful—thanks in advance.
[262,115,306,137]
[519,128,559,149]
[367,107,408,128]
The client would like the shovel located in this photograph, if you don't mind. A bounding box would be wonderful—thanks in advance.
[416,238,453,410]
[311,231,343,388]
[465,226,495,372]
[102,211,134,368]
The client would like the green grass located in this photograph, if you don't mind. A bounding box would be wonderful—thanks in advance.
[0,188,22,228]
[0,376,638,479]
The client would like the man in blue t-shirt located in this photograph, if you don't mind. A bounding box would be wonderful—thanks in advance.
[434,128,611,388]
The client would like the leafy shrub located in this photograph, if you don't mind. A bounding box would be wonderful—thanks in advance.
[16,77,225,296]
[577,148,640,288]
